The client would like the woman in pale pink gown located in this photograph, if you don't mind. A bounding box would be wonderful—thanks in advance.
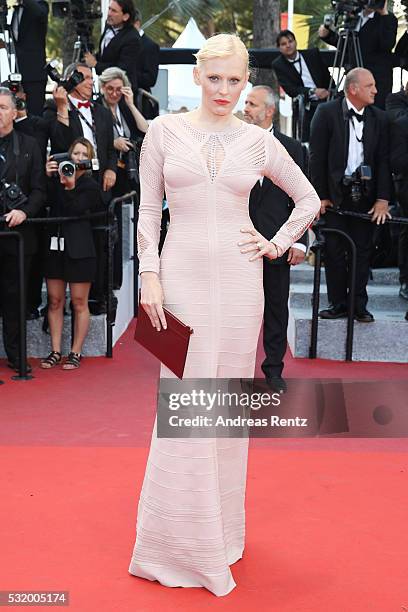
[129,34,320,596]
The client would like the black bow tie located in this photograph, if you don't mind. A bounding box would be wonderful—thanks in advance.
[347,108,364,122]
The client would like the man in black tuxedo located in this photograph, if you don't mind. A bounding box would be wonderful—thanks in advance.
[319,0,397,109]
[245,86,308,392]
[272,30,331,142]
[133,9,159,92]
[46,63,117,314]
[0,88,46,371]
[309,68,392,323]
[84,0,141,94]
[10,0,48,116]
[386,82,408,122]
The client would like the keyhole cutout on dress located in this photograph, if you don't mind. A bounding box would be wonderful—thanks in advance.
[201,135,226,182]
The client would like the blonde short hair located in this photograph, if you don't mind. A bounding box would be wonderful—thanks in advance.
[194,33,249,72]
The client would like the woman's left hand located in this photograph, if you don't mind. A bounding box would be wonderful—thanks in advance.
[238,227,280,261]
[121,86,134,107]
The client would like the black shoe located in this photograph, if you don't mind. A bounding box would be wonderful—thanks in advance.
[399,283,408,300]
[7,360,32,374]
[26,309,40,321]
[319,304,348,319]
[355,309,374,323]
[266,376,287,394]
[88,300,107,315]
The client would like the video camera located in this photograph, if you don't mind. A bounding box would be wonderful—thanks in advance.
[51,0,102,57]
[328,0,385,30]
[45,60,84,93]
[51,152,97,178]
[343,164,372,203]
[0,179,27,214]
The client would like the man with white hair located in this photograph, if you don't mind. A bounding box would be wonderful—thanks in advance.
[245,85,307,392]
[309,68,392,323]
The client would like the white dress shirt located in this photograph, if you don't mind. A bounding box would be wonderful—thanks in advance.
[289,52,317,94]
[345,98,364,176]
[355,10,375,31]
[68,96,96,150]
[260,124,306,253]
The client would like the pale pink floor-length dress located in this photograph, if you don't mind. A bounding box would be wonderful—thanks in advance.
[129,114,320,596]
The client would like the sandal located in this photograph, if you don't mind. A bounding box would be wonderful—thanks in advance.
[62,352,81,370]
[40,351,62,369]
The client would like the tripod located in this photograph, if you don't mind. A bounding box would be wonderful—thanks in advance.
[0,9,19,85]
[328,27,364,99]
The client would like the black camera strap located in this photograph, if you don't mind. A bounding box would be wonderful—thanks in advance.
[68,97,98,155]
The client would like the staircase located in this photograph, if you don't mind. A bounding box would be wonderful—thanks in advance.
[288,264,408,362]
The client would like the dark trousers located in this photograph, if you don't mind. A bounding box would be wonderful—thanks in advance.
[323,208,375,311]
[0,252,31,363]
[23,81,47,116]
[398,195,408,284]
[261,261,290,379]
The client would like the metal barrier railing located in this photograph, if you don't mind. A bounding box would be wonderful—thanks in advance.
[310,209,408,362]
[0,190,137,379]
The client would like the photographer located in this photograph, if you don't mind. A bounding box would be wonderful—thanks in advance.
[0,87,46,372]
[98,67,147,289]
[309,68,391,322]
[99,67,147,195]
[272,30,331,142]
[10,0,48,116]
[46,62,118,314]
[84,0,141,94]
[319,0,397,109]
[390,118,408,301]
[41,138,103,370]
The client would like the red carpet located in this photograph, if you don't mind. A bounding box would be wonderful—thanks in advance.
[1,322,408,611]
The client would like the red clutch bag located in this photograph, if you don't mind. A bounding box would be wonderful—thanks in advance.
[134,304,194,379]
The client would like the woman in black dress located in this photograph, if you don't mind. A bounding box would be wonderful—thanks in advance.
[41,138,103,370]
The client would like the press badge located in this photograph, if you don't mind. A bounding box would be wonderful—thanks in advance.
[50,236,64,251]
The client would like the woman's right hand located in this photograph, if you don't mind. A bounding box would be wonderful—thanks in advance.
[114,137,133,153]
[46,157,58,177]
[140,272,167,331]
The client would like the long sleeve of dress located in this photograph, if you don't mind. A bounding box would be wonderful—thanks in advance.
[262,132,320,255]
[137,118,165,274]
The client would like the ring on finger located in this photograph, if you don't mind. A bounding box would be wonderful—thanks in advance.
[257,241,263,250]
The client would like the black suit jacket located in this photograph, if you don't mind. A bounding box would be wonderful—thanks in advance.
[385,90,408,122]
[137,34,160,91]
[272,48,331,98]
[11,0,48,83]
[96,25,142,93]
[249,130,308,265]
[45,100,117,181]
[309,97,391,210]
[14,115,49,162]
[46,175,103,259]
[0,130,46,255]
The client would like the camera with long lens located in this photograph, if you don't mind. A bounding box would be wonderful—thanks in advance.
[343,164,372,203]
[0,179,27,214]
[45,59,84,93]
[51,152,94,178]
[118,140,141,183]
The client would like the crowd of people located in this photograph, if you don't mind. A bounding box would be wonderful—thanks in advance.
[0,0,157,372]
[1,0,408,384]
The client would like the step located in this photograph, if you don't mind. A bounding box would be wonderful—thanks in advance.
[290,264,399,286]
[288,307,408,362]
[289,283,408,312]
